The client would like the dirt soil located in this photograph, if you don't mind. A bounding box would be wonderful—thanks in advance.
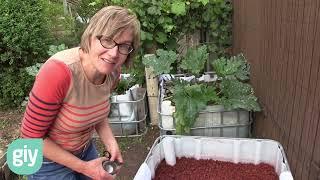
[0,110,159,180]
[113,126,159,179]
[0,109,23,157]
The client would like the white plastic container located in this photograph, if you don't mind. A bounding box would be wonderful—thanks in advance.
[160,101,175,129]
[134,136,293,180]
[108,88,147,137]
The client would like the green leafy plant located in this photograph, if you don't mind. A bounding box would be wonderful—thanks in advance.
[44,1,78,46]
[143,45,208,76]
[0,0,54,109]
[117,0,232,56]
[213,54,261,112]
[113,75,140,95]
[114,78,131,95]
[143,47,261,134]
[217,79,261,112]
[142,49,177,75]
[25,63,43,77]
[212,54,249,80]
[0,68,34,109]
[179,45,208,74]
[0,0,51,67]
[173,81,219,134]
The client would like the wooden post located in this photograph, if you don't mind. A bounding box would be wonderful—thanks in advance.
[145,43,159,125]
[145,67,159,125]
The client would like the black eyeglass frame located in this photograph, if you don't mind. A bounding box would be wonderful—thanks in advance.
[96,35,134,55]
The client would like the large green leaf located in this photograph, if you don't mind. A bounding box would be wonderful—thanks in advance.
[218,79,261,111]
[142,49,177,76]
[179,45,208,75]
[171,1,186,16]
[155,32,168,44]
[173,82,219,134]
[212,53,250,80]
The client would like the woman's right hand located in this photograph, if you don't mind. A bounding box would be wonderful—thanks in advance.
[82,157,115,180]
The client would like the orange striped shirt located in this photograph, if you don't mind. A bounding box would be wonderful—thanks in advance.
[20,47,118,152]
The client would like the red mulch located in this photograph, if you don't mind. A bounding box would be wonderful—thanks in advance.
[154,157,278,180]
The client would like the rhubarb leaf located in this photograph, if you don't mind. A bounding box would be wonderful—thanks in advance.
[212,53,250,80]
[142,49,177,76]
[180,45,208,75]
[218,79,261,111]
[173,82,218,134]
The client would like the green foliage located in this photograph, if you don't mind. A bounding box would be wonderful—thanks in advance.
[142,49,177,76]
[0,0,232,109]
[143,45,209,76]
[122,0,232,56]
[47,44,68,56]
[211,54,260,111]
[180,45,208,74]
[204,0,233,58]
[173,81,218,134]
[44,1,78,46]
[212,53,250,80]
[75,0,111,20]
[156,52,261,135]
[73,0,119,40]
[0,0,51,67]
[171,1,186,16]
[114,78,130,95]
[218,79,261,112]
[124,55,146,86]
[0,0,55,109]
[0,68,34,109]
[25,63,43,77]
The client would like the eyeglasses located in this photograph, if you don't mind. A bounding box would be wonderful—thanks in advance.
[96,35,134,55]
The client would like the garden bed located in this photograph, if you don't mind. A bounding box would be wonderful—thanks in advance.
[155,157,278,180]
[158,76,252,137]
[134,136,293,180]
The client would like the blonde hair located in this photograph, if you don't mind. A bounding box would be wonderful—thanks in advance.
[80,6,140,67]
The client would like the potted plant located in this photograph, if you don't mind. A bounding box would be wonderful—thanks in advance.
[143,45,261,135]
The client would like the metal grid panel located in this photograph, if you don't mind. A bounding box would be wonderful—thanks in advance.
[108,88,148,137]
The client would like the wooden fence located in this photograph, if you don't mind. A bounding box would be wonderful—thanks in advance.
[232,0,320,179]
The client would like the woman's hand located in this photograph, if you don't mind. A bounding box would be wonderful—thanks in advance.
[107,140,123,163]
[105,140,123,175]
[82,157,115,180]
[95,120,123,175]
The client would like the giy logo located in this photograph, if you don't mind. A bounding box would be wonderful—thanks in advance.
[7,139,43,175]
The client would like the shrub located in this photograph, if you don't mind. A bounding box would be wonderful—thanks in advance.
[0,0,51,67]
[0,0,52,109]
[0,68,34,109]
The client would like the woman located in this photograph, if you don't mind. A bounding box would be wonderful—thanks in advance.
[20,6,140,180]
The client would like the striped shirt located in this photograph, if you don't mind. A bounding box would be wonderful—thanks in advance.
[20,47,118,153]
